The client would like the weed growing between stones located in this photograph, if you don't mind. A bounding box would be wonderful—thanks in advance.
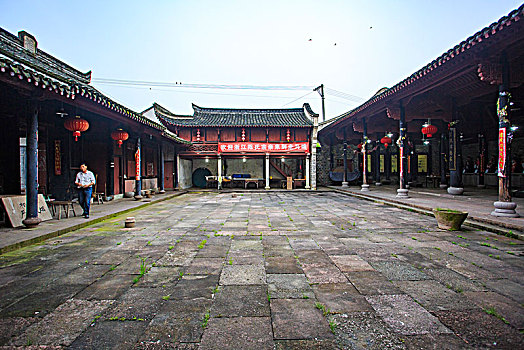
[132,256,150,284]
[202,311,210,328]
[162,295,170,301]
[483,307,509,324]
[315,302,330,316]
[198,239,207,249]
[328,317,338,334]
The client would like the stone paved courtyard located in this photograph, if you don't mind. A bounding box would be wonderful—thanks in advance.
[0,191,523,349]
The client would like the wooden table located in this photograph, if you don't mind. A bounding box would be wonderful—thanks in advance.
[244,178,263,189]
[48,200,76,220]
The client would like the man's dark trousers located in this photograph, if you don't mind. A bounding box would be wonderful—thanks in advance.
[78,187,93,216]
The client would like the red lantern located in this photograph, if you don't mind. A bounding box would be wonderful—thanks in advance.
[380,136,392,148]
[196,128,201,141]
[241,128,246,142]
[421,124,438,138]
[286,129,290,142]
[111,129,129,148]
[64,116,89,141]
[357,143,363,151]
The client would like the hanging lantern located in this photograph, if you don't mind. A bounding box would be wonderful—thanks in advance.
[241,128,246,141]
[196,128,201,141]
[357,143,363,152]
[380,135,392,148]
[111,129,129,148]
[286,129,291,142]
[64,115,89,141]
[421,124,437,138]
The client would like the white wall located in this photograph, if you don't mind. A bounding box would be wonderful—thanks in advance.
[179,158,193,189]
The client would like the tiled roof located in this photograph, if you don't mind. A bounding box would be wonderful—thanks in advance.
[324,4,524,131]
[0,27,174,134]
[154,103,314,128]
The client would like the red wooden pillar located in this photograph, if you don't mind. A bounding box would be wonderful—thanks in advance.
[492,52,519,217]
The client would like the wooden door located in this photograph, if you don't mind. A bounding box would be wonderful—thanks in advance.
[164,161,174,189]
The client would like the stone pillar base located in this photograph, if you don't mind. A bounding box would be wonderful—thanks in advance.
[491,201,519,217]
[341,182,348,188]
[22,217,42,228]
[159,190,166,194]
[361,184,370,192]
[477,184,486,189]
[447,187,464,195]
[265,186,270,190]
[375,182,382,186]
[396,189,409,198]
[439,184,448,189]
[134,195,143,200]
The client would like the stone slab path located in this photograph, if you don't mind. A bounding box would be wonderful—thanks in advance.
[0,192,522,349]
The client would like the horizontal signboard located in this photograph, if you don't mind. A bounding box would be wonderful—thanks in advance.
[218,142,309,153]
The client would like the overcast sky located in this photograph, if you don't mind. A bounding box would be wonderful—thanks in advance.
[1,0,522,120]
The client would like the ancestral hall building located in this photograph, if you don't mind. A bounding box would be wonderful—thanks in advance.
[144,103,319,190]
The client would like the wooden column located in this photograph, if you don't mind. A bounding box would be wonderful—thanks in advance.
[305,154,311,189]
[385,142,391,183]
[448,101,464,195]
[107,140,115,198]
[217,155,222,190]
[492,52,519,217]
[22,105,41,228]
[397,101,409,197]
[342,128,348,187]
[361,118,370,191]
[134,137,143,200]
[265,153,270,190]
[478,133,486,188]
[159,143,165,193]
[439,132,448,189]
[375,132,381,186]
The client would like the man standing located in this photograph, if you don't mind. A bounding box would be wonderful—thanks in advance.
[75,163,96,218]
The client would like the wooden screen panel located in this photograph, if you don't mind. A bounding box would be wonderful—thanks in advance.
[220,128,236,141]
[206,128,219,142]
[295,128,308,141]
[268,128,281,142]
[251,128,266,142]
[178,129,191,141]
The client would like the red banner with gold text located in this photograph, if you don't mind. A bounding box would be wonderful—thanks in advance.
[218,142,309,153]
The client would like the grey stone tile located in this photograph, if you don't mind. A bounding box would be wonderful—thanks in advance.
[219,265,265,285]
[270,299,334,340]
[366,294,451,335]
[200,317,273,350]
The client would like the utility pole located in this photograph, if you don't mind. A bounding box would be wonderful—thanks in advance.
[314,84,326,122]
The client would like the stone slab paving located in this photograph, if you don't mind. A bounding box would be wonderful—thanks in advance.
[0,191,523,349]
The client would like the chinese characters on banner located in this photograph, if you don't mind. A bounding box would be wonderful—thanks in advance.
[498,127,506,177]
[417,154,428,173]
[135,148,141,181]
[449,128,457,171]
[54,140,61,175]
[218,142,309,153]
[391,154,398,172]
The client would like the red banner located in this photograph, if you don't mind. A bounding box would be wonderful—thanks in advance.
[135,148,141,180]
[218,142,309,153]
[498,127,506,177]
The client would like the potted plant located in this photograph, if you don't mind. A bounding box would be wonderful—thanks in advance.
[433,208,468,231]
